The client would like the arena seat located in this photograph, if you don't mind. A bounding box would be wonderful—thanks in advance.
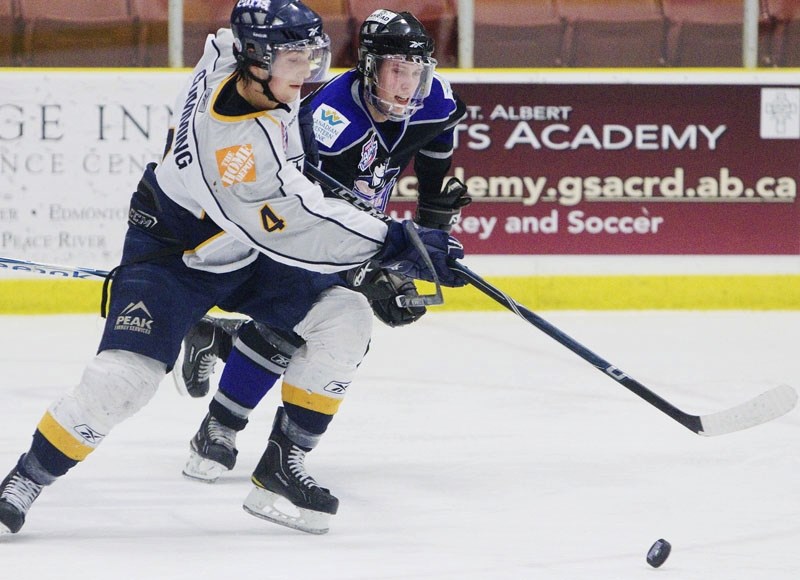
[130,0,167,67]
[133,0,231,67]
[19,0,139,67]
[345,0,458,67]
[304,0,355,68]
[0,0,16,67]
[661,0,751,67]
[181,1,233,65]
[557,0,666,67]
[765,0,800,66]
[474,0,564,68]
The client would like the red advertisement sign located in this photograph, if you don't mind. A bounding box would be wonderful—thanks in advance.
[389,83,800,255]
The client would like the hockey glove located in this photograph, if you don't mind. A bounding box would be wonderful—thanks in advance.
[376,220,466,287]
[368,272,427,327]
[298,104,320,169]
[415,177,472,232]
[344,263,426,327]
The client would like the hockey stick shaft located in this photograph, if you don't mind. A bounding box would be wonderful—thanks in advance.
[305,167,796,435]
[304,163,443,307]
[448,259,797,436]
[304,163,393,225]
[0,256,109,280]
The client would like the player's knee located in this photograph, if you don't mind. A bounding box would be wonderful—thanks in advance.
[73,350,165,431]
[297,287,372,366]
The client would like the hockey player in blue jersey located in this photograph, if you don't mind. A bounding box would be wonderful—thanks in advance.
[0,1,465,537]
[175,9,472,530]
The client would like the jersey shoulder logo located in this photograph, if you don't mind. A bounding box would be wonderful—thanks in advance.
[313,104,351,148]
[215,144,256,187]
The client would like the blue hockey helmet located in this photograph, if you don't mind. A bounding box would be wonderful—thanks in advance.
[231,0,331,83]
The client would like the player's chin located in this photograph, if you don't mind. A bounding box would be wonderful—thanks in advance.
[276,87,302,102]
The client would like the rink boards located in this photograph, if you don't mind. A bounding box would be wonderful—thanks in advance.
[0,69,797,312]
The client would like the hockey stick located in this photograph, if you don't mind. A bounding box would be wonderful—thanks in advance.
[0,256,109,280]
[448,260,797,436]
[303,163,443,309]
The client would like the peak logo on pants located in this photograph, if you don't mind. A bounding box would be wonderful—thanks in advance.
[114,301,154,335]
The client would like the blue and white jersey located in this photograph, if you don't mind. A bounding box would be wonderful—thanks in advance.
[306,69,467,211]
[153,29,388,275]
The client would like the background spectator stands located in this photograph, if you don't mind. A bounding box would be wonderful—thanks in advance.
[474,0,564,67]
[766,0,800,66]
[133,0,231,68]
[0,1,15,67]
[559,0,666,67]
[662,0,749,67]
[18,0,139,67]
[0,1,795,68]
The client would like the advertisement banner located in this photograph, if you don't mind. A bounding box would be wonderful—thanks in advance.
[0,71,798,274]
[389,81,799,255]
[0,71,184,271]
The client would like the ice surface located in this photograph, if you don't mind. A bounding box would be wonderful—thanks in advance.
[1,311,798,579]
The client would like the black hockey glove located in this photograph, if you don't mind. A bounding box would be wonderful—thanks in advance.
[415,177,472,232]
[298,104,320,169]
[375,220,466,287]
[368,272,427,327]
[344,263,426,327]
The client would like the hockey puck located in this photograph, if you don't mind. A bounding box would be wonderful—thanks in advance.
[646,539,671,568]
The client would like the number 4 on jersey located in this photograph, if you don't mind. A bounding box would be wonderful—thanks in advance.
[260,204,286,232]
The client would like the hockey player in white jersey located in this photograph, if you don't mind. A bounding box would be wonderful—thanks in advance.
[0,0,465,537]
[175,11,473,527]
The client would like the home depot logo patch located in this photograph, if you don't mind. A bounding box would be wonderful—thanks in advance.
[216,144,256,186]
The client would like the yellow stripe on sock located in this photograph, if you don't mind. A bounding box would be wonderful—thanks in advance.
[36,412,94,461]
[282,382,342,415]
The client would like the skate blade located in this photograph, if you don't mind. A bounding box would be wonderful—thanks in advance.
[182,451,228,483]
[243,486,331,535]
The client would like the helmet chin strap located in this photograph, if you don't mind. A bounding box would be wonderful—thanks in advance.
[257,77,281,104]
[242,63,283,104]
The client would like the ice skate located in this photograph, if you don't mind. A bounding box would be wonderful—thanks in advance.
[173,316,242,398]
[182,413,238,483]
[243,408,338,534]
[0,456,44,534]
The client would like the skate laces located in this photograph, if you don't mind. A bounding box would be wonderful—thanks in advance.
[1,472,43,514]
[196,353,218,382]
[287,446,319,489]
[206,416,236,450]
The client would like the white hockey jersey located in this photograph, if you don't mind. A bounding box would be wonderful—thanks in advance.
[155,29,388,274]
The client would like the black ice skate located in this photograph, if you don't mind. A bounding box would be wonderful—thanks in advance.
[172,316,242,398]
[182,413,238,483]
[0,456,44,534]
[243,408,338,534]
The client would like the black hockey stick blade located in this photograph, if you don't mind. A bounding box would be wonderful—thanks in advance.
[304,163,443,307]
[449,259,798,436]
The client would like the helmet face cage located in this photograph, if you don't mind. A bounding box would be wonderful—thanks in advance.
[363,53,436,121]
[231,0,331,84]
[357,10,436,120]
